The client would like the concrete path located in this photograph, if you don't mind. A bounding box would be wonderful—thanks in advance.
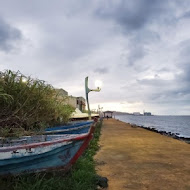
[95,119,190,190]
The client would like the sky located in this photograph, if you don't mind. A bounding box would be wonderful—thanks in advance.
[0,0,190,115]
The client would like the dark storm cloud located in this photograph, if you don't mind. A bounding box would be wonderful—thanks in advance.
[135,53,190,105]
[0,0,190,114]
[181,10,190,19]
[94,67,109,74]
[136,77,167,87]
[146,92,190,105]
[95,0,166,67]
[179,62,190,85]
[95,0,170,32]
[0,18,22,52]
[179,39,190,59]
[126,30,160,67]
[177,39,190,92]
[127,43,144,65]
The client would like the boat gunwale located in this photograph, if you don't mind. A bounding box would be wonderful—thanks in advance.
[45,121,93,131]
[44,123,90,134]
[0,123,95,153]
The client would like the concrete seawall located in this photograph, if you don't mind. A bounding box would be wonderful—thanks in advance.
[95,119,190,190]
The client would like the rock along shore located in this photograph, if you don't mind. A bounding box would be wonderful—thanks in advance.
[129,123,190,144]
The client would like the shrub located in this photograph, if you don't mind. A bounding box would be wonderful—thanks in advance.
[0,70,74,135]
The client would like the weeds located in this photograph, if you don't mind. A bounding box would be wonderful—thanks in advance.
[0,70,74,136]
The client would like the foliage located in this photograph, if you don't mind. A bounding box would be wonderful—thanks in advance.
[0,121,102,190]
[0,70,74,136]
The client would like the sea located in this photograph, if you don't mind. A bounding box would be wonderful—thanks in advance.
[115,115,190,138]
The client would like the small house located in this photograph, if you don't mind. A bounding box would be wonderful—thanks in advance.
[103,111,113,118]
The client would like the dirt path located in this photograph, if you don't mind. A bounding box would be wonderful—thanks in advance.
[95,119,190,190]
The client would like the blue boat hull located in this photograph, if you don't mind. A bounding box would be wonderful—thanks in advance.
[0,140,83,175]
[0,124,95,175]
[45,121,93,135]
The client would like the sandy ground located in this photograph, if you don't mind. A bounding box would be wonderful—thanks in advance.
[95,119,190,190]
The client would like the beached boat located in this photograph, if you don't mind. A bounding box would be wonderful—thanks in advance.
[44,121,93,135]
[0,123,95,175]
[70,108,99,120]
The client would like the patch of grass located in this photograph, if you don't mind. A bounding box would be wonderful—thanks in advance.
[0,70,74,136]
[0,121,102,190]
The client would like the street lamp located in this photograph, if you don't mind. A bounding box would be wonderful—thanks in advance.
[85,76,102,120]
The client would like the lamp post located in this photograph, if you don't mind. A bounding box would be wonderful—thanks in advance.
[85,76,101,120]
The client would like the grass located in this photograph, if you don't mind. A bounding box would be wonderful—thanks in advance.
[0,70,74,137]
[0,121,102,190]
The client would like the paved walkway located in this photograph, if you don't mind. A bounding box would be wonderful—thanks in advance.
[95,119,190,190]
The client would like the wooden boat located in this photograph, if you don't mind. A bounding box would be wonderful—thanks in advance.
[0,123,95,175]
[45,121,93,135]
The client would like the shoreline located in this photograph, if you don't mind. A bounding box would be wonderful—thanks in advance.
[116,119,190,144]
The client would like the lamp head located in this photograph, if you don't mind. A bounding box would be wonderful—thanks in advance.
[95,80,102,90]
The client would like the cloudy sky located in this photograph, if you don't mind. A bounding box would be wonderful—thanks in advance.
[0,0,190,115]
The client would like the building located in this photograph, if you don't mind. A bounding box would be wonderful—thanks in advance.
[133,112,141,116]
[144,112,152,116]
[56,88,86,112]
[64,96,86,112]
[55,88,68,96]
[103,111,114,118]
[76,97,86,111]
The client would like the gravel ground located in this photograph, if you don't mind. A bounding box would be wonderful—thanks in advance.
[95,118,190,190]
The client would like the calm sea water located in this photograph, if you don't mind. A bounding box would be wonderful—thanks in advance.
[115,115,190,138]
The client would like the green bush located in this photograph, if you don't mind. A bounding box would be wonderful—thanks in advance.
[0,70,74,135]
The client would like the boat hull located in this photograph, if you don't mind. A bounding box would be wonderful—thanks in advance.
[0,124,95,175]
[45,121,93,135]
